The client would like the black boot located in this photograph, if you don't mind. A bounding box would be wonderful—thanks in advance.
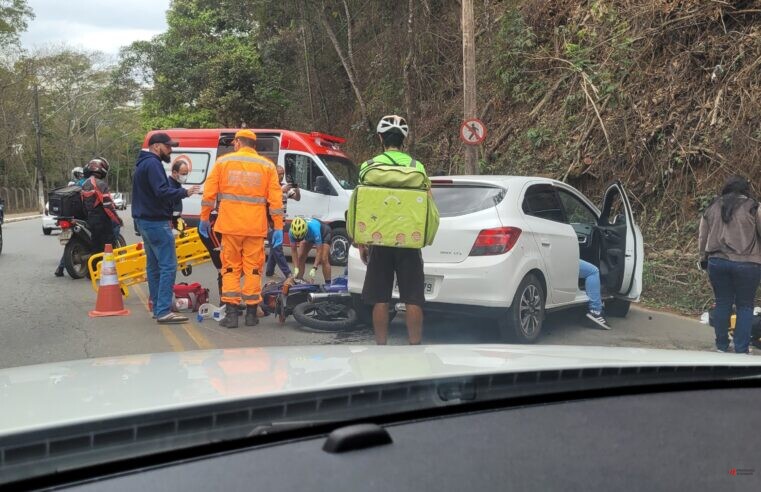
[219,303,239,329]
[245,305,259,326]
[54,266,64,277]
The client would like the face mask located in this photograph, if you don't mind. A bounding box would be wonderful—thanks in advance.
[161,152,171,164]
[178,175,188,184]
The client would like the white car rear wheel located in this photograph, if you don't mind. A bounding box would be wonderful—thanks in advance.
[499,274,545,343]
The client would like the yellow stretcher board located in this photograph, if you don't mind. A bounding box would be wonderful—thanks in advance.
[88,227,211,297]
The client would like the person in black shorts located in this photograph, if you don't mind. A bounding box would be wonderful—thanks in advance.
[357,115,426,345]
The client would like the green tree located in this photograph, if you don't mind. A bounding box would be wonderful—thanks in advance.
[116,0,289,129]
[0,0,33,49]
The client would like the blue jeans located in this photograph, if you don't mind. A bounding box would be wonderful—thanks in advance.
[579,260,603,313]
[265,229,292,277]
[708,257,761,353]
[136,219,177,318]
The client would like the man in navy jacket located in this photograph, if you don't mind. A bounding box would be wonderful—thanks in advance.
[132,132,200,324]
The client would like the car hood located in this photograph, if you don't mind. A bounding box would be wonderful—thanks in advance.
[1,344,758,437]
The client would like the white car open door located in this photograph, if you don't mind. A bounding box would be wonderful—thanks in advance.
[597,181,643,301]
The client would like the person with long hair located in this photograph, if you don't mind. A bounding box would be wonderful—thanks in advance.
[699,175,761,354]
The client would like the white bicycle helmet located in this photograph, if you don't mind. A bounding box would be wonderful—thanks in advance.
[71,166,84,180]
[376,115,409,137]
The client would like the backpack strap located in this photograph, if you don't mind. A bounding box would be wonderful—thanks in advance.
[381,152,399,166]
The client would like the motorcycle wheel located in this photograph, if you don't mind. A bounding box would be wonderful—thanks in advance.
[292,301,359,333]
[64,238,89,279]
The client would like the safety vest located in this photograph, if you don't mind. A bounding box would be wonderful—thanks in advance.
[200,147,284,237]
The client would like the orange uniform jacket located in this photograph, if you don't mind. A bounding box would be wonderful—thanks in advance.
[200,147,284,236]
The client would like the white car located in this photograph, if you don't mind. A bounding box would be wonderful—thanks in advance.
[348,175,644,343]
[112,193,126,210]
[42,202,60,235]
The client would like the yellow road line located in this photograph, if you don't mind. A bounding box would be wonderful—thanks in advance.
[132,284,187,352]
[183,323,215,350]
[159,326,186,352]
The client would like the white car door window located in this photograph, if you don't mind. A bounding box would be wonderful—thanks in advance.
[557,189,599,266]
[521,184,579,304]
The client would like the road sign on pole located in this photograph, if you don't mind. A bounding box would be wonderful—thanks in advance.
[459,118,487,146]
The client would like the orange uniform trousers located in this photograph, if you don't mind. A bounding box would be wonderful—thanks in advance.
[220,234,265,306]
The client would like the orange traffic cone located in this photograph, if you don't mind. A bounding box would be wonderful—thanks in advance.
[89,244,130,318]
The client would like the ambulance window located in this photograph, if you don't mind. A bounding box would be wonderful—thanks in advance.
[256,137,279,162]
[168,152,211,185]
[285,154,326,192]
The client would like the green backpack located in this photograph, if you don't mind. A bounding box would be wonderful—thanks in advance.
[348,154,440,249]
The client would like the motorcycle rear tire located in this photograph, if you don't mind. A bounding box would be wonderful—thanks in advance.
[64,238,89,279]
[293,301,359,333]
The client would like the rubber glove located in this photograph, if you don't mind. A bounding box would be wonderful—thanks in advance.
[199,220,210,238]
[309,267,317,279]
[271,229,283,248]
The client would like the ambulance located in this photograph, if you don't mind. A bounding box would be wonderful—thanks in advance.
[141,129,358,265]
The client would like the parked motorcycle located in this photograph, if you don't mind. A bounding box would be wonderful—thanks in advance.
[56,217,126,279]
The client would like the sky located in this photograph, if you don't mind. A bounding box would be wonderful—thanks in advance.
[20,0,171,57]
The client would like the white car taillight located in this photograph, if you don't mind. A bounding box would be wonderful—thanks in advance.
[469,227,522,256]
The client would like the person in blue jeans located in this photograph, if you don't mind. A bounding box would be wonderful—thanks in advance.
[579,259,610,330]
[699,175,761,354]
[132,132,200,324]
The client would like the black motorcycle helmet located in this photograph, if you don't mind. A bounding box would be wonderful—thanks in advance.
[86,157,110,179]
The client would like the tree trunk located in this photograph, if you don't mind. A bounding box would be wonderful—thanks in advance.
[306,21,330,127]
[318,3,372,133]
[462,0,479,174]
[300,24,317,127]
[403,0,416,153]
[341,0,358,79]
[300,0,317,127]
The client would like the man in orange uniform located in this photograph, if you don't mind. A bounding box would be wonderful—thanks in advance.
[199,129,284,328]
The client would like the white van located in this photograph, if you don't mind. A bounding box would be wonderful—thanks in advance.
[142,129,359,265]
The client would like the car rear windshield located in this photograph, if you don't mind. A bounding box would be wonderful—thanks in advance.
[431,184,506,218]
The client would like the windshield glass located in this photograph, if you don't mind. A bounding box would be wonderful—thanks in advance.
[432,185,506,217]
[3,0,758,486]
[319,155,359,189]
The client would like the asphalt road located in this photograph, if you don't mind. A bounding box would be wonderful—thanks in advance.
[0,209,728,369]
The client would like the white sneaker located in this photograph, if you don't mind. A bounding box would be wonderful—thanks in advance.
[586,311,611,330]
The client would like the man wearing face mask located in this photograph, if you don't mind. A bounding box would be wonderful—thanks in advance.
[132,132,201,324]
[169,158,190,230]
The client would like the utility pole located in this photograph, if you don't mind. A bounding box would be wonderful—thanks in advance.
[32,83,46,211]
[462,0,478,174]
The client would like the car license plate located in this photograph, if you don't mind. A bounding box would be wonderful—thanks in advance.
[393,276,436,296]
[59,229,72,244]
